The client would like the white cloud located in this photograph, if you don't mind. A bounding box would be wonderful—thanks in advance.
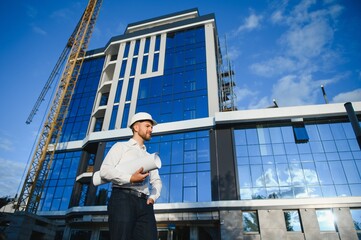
[271,74,319,106]
[32,25,47,36]
[282,19,334,60]
[248,96,270,109]
[236,13,263,33]
[0,137,14,152]
[250,56,297,77]
[0,158,27,197]
[332,88,361,103]
[271,10,284,23]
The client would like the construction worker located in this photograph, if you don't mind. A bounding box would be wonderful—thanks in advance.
[100,112,162,240]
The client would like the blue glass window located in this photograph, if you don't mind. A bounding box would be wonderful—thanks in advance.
[126,78,134,102]
[39,151,80,211]
[351,208,361,238]
[99,92,109,106]
[130,58,137,76]
[293,124,309,143]
[235,121,361,200]
[109,106,118,130]
[155,35,161,51]
[152,53,159,72]
[119,60,127,78]
[60,57,104,142]
[134,39,140,56]
[94,117,103,132]
[123,42,130,58]
[243,211,260,232]
[144,37,151,53]
[316,209,336,231]
[284,210,303,232]
[121,104,130,128]
[114,80,123,103]
[147,130,211,203]
[141,55,148,74]
[136,26,208,124]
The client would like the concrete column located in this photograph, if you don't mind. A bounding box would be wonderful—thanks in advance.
[220,210,243,240]
[258,210,286,240]
[333,207,358,239]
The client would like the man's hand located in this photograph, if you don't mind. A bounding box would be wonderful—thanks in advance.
[147,198,154,205]
[130,167,149,183]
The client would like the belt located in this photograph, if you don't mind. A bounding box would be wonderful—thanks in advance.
[113,187,148,199]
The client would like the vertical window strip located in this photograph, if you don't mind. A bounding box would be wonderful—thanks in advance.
[121,104,130,128]
[141,55,148,74]
[126,78,134,102]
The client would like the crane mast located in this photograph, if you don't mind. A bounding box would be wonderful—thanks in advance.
[15,0,103,213]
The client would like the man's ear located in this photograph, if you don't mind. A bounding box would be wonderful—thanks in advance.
[133,122,139,132]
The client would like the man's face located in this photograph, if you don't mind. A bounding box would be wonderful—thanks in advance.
[134,120,153,141]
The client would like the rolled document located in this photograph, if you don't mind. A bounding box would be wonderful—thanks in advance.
[92,153,161,186]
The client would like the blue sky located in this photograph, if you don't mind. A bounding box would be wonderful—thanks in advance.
[0,0,360,198]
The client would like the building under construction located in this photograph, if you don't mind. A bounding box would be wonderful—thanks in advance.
[2,5,361,240]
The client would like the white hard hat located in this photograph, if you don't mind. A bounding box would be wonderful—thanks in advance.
[128,112,157,128]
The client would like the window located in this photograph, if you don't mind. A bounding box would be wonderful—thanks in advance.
[242,211,259,233]
[293,123,309,143]
[351,208,361,239]
[94,117,104,132]
[99,92,109,106]
[134,39,140,56]
[144,37,151,53]
[284,210,302,232]
[123,42,130,58]
[316,209,336,231]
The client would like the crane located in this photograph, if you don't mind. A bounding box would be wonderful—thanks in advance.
[15,0,103,213]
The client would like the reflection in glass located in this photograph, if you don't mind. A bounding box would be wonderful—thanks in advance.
[284,210,302,231]
[235,121,361,200]
[316,209,336,231]
[350,209,361,237]
[243,211,259,232]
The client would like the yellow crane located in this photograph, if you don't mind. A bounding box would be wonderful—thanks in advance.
[15,0,103,213]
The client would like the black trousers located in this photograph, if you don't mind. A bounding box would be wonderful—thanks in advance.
[108,188,157,240]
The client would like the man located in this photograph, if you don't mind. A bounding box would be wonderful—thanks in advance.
[100,112,162,240]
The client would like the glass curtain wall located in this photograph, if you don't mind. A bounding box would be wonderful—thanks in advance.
[137,26,208,123]
[60,57,105,142]
[234,121,361,200]
[95,130,212,204]
[39,151,81,211]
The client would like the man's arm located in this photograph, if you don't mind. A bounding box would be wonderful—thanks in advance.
[99,142,132,185]
[148,169,162,204]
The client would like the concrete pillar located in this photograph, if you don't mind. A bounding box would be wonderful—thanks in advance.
[299,208,321,240]
[258,210,286,240]
[333,207,358,239]
[220,210,243,240]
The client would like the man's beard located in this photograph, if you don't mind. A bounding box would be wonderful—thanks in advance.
[139,131,151,141]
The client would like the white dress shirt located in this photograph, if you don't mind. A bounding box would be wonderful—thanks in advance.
[100,138,162,201]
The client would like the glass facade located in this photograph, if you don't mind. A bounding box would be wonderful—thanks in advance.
[94,130,212,205]
[39,151,81,211]
[351,208,361,238]
[235,121,361,200]
[242,211,259,233]
[284,210,302,232]
[137,26,208,123]
[60,57,105,142]
[316,209,336,231]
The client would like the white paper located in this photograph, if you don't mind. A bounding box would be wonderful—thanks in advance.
[92,153,161,186]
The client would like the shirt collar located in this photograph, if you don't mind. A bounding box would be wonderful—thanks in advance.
[128,138,146,150]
